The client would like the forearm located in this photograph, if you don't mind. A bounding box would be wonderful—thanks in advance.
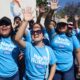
[76,49,80,66]
[36,13,43,23]
[44,9,54,30]
[48,64,56,80]
[15,20,28,41]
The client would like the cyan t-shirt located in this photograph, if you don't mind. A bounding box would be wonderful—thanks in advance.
[24,42,57,80]
[50,31,80,71]
[0,37,20,77]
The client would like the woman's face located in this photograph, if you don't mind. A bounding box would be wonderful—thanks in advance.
[0,25,11,37]
[58,23,67,33]
[31,24,44,42]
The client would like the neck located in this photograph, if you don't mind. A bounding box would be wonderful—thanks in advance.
[34,40,44,47]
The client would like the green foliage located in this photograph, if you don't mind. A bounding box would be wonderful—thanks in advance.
[36,0,47,6]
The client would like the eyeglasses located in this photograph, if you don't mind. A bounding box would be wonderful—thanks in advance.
[59,23,67,27]
[31,30,43,35]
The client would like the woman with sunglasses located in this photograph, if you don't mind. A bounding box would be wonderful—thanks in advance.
[0,17,20,80]
[45,18,80,80]
[15,8,57,80]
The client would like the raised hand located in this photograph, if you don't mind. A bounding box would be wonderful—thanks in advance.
[74,15,79,21]
[39,4,46,14]
[51,0,59,10]
[23,7,34,21]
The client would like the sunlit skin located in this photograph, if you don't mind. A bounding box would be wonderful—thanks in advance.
[49,21,56,29]
[31,24,44,42]
[0,25,11,37]
[58,24,67,33]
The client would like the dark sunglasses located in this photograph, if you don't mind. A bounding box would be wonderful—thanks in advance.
[59,23,67,27]
[0,21,11,26]
[31,30,43,35]
[0,23,11,26]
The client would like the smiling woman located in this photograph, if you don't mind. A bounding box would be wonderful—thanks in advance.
[0,17,20,80]
[15,8,57,80]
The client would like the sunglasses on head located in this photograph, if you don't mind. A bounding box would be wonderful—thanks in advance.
[31,30,43,35]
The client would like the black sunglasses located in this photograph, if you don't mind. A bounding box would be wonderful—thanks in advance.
[0,23,11,26]
[31,30,43,35]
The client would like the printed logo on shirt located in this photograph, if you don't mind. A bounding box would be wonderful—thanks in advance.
[54,37,71,46]
[31,54,49,65]
[0,42,16,54]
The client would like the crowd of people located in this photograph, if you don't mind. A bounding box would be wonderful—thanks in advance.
[0,0,80,80]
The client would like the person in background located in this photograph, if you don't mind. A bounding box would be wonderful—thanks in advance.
[13,16,22,32]
[67,22,74,36]
[15,8,57,80]
[0,17,20,80]
[46,18,80,80]
[10,0,23,20]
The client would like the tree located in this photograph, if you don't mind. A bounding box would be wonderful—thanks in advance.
[57,1,80,21]
[36,0,47,6]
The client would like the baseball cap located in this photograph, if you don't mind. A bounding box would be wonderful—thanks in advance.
[0,17,12,26]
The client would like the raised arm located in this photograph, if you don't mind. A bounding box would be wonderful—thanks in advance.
[15,8,33,48]
[44,0,58,30]
[36,3,46,23]
[75,48,80,76]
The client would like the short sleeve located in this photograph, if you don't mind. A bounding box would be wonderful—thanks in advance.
[48,47,57,65]
[72,35,80,49]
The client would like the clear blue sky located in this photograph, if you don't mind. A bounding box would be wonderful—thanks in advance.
[59,0,79,8]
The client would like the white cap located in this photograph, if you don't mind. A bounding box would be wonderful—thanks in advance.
[57,18,68,24]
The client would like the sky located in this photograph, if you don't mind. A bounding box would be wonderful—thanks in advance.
[59,0,79,8]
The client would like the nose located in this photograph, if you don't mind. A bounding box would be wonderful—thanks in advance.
[34,32,38,35]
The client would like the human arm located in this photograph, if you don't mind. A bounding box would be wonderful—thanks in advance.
[44,0,58,30]
[48,47,57,80]
[75,48,80,76]
[48,64,56,80]
[10,1,22,17]
[74,15,80,34]
[15,8,33,48]
[72,35,80,76]
[36,3,46,23]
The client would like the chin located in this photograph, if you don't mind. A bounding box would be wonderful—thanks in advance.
[1,34,10,38]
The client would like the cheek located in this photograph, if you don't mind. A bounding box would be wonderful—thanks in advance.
[31,35,34,40]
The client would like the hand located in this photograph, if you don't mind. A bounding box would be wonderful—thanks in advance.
[74,15,79,21]
[51,0,59,10]
[39,4,46,14]
[64,15,69,21]
[22,7,34,21]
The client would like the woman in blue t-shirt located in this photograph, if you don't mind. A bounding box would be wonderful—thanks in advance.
[45,18,80,80]
[15,8,57,80]
[0,17,20,80]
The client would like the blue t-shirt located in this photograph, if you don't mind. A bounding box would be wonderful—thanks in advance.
[0,37,20,77]
[50,30,80,71]
[24,42,57,80]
